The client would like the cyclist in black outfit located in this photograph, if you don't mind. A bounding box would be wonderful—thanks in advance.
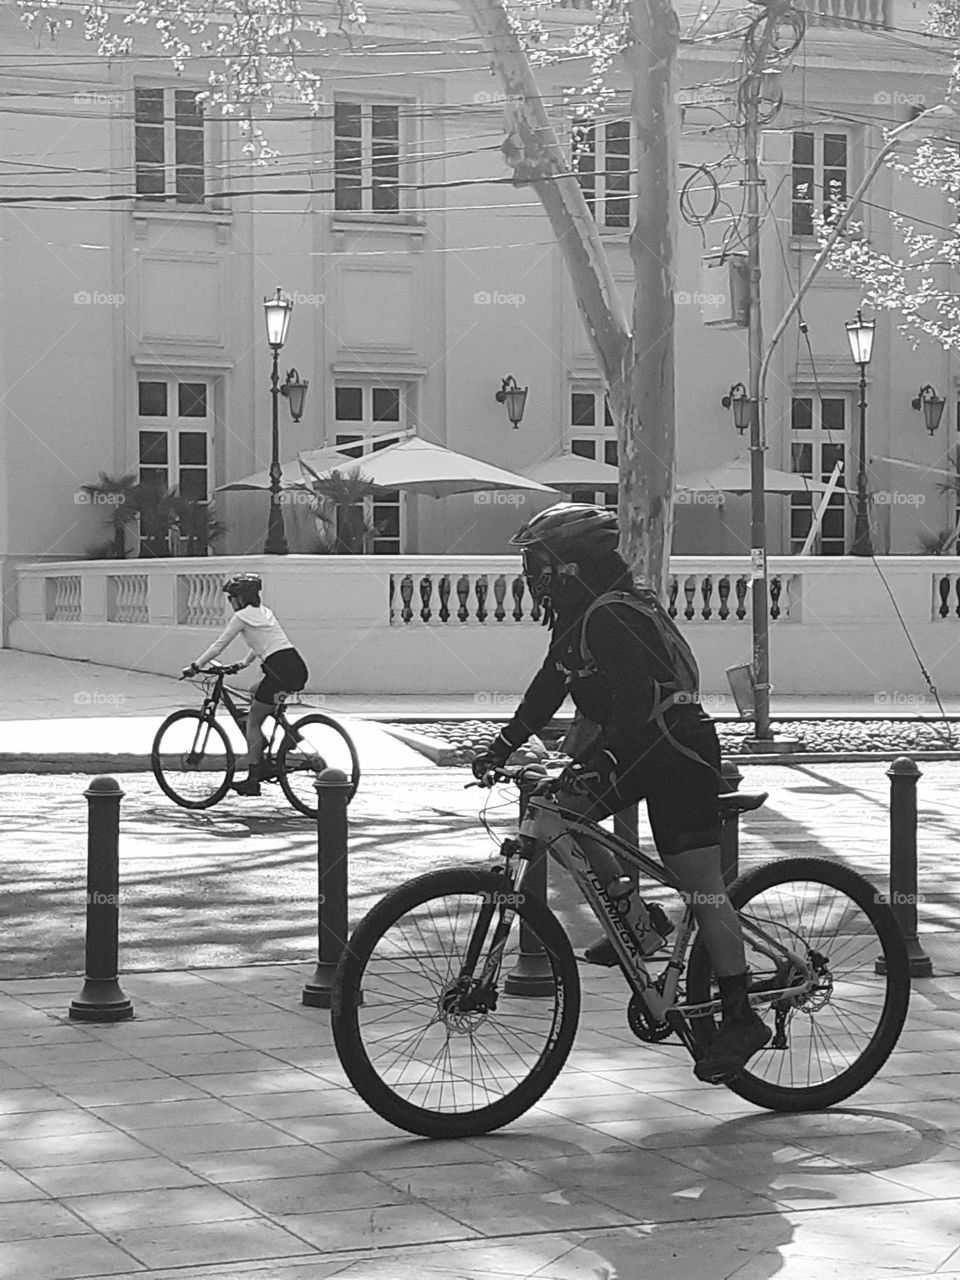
[472,503,770,1082]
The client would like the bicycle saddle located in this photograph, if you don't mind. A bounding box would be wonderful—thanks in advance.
[718,790,767,814]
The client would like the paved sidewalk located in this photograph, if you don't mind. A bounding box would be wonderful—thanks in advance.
[1,959,959,1280]
[4,649,960,773]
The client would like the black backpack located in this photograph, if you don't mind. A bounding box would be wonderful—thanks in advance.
[578,587,701,723]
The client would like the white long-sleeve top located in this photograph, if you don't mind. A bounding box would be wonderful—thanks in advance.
[193,606,293,670]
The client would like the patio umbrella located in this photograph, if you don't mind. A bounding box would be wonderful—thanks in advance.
[676,454,850,495]
[215,441,387,493]
[524,450,620,489]
[295,436,557,499]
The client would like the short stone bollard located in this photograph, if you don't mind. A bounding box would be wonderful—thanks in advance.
[504,766,555,997]
[719,759,744,886]
[302,768,352,1009]
[876,756,933,979]
[69,777,134,1022]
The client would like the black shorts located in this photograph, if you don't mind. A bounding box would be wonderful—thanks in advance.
[254,648,308,706]
[564,715,722,857]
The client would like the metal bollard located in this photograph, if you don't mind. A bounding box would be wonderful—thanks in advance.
[302,769,352,1008]
[719,759,743,887]
[876,757,933,979]
[69,777,133,1022]
[504,767,555,997]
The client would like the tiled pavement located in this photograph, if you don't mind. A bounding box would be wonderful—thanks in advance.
[2,957,960,1280]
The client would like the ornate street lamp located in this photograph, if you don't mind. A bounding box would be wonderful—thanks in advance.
[911,385,946,435]
[495,375,528,428]
[281,368,309,423]
[845,308,876,557]
[263,288,294,555]
[721,382,751,434]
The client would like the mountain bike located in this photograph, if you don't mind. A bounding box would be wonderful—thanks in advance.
[331,765,910,1138]
[151,664,360,817]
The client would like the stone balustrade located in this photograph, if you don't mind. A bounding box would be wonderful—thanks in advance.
[8,554,960,696]
[389,569,800,627]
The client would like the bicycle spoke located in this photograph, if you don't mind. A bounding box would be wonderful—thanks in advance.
[352,889,566,1116]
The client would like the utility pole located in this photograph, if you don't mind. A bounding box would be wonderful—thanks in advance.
[740,3,804,751]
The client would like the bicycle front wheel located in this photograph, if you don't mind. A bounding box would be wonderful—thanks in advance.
[687,856,910,1111]
[151,710,235,809]
[277,713,360,817]
[331,867,580,1138]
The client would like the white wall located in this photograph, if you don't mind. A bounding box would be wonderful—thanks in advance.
[11,554,960,699]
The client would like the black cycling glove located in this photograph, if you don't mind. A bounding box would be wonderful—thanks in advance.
[560,748,619,794]
[471,731,515,780]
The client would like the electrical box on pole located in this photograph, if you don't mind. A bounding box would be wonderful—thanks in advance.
[700,252,749,328]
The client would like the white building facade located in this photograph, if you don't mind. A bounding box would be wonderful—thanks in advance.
[0,0,955,591]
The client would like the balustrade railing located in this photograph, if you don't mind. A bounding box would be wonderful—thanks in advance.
[933,574,960,620]
[107,574,149,624]
[798,0,890,26]
[389,570,800,625]
[45,575,81,622]
[178,573,227,627]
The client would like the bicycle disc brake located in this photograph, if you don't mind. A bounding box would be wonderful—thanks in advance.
[627,994,673,1043]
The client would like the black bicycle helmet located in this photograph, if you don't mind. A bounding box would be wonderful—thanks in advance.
[223,573,262,607]
[510,503,619,558]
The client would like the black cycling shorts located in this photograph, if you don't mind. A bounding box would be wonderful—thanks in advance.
[254,648,308,706]
[562,715,722,857]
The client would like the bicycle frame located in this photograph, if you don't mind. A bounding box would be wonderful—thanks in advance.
[197,672,292,756]
[500,786,812,1045]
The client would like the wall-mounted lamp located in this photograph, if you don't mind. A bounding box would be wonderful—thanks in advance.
[911,384,946,435]
[280,367,309,423]
[495,375,528,428]
[721,382,751,434]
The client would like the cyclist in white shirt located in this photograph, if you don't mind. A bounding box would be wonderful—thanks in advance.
[182,574,308,796]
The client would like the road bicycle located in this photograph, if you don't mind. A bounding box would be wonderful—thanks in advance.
[331,764,910,1138]
[151,664,360,817]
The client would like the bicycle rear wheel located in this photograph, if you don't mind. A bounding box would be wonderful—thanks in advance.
[277,713,360,817]
[687,856,910,1111]
[151,710,235,809]
[331,866,580,1138]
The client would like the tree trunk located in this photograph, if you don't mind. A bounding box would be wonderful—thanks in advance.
[457,0,679,594]
[624,0,679,590]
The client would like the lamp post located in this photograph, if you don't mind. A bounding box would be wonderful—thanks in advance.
[263,288,294,555]
[846,309,876,557]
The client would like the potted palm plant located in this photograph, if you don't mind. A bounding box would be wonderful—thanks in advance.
[296,464,380,553]
[81,472,141,558]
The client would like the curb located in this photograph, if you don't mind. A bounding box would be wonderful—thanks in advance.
[0,754,153,775]
[378,724,463,765]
